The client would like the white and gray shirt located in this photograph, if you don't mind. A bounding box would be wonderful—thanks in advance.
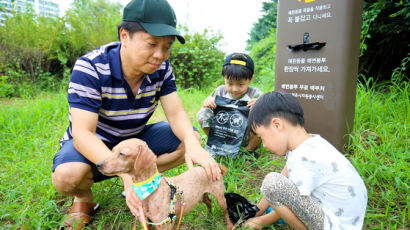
[286,135,368,230]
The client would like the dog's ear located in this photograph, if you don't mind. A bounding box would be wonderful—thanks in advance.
[134,144,157,170]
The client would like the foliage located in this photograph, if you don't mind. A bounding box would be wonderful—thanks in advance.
[0,0,225,97]
[0,7,62,92]
[247,0,278,48]
[249,28,277,92]
[169,27,225,89]
[0,0,122,98]
[62,0,122,62]
[359,1,382,57]
[0,76,14,98]
[359,0,410,82]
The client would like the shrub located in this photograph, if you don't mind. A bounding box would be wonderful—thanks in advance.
[169,27,225,89]
[0,8,60,84]
[0,0,122,98]
[248,28,277,92]
[62,0,122,63]
[0,0,226,96]
[0,75,14,98]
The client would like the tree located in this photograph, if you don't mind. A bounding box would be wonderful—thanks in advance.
[169,27,225,89]
[0,0,123,97]
[0,6,61,83]
[249,28,277,91]
[247,0,278,48]
[62,0,122,66]
[359,0,410,82]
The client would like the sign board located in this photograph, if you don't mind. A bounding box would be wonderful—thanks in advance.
[275,0,364,151]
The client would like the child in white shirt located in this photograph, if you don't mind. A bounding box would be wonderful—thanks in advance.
[244,92,367,230]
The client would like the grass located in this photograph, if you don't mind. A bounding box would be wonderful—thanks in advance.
[0,77,408,229]
[346,78,409,229]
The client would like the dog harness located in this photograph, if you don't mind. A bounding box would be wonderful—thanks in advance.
[131,171,161,200]
[146,177,185,228]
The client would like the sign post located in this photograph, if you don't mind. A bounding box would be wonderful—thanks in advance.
[275,0,364,151]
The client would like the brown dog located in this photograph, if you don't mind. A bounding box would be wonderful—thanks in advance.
[96,138,233,230]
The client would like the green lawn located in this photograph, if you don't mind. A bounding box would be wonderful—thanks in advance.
[0,78,408,229]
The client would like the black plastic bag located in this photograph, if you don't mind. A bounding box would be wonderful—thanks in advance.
[225,192,260,225]
[205,96,249,158]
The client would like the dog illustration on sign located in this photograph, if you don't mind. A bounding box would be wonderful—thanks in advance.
[229,114,244,128]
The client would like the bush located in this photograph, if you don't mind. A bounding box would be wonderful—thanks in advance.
[359,1,410,83]
[0,8,61,87]
[248,28,277,92]
[0,0,226,96]
[0,0,122,98]
[0,76,14,98]
[62,0,122,64]
[169,27,225,89]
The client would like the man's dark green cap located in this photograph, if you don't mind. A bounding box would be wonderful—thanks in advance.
[123,0,185,44]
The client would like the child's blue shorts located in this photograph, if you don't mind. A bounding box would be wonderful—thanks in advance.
[52,121,196,182]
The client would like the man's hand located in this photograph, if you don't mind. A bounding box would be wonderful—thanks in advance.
[120,174,143,217]
[203,96,216,109]
[247,98,258,108]
[160,92,221,181]
[185,145,221,181]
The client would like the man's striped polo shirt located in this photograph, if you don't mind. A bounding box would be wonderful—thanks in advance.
[61,42,177,144]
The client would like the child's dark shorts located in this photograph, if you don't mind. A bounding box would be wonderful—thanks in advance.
[52,121,196,182]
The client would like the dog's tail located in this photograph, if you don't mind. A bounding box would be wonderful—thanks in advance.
[219,164,228,177]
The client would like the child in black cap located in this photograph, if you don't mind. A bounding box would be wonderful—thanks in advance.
[244,92,367,229]
[197,53,263,151]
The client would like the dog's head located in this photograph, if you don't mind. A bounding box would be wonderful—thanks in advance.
[96,138,157,176]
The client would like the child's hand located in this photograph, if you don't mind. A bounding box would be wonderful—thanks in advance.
[247,98,258,108]
[244,217,263,229]
[203,96,216,109]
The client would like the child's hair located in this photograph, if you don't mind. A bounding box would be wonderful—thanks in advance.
[222,53,254,81]
[248,92,305,132]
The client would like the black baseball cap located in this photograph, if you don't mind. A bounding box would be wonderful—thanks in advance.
[223,53,254,75]
[122,0,185,44]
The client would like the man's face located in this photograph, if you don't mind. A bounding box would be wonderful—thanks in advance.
[224,77,252,99]
[121,29,175,76]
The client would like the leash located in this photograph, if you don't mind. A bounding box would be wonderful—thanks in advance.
[175,202,185,230]
[131,201,185,230]
[166,177,185,230]
[132,217,148,230]
[132,205,148,230]
[132,216,148,230]
[130,177,185,230]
